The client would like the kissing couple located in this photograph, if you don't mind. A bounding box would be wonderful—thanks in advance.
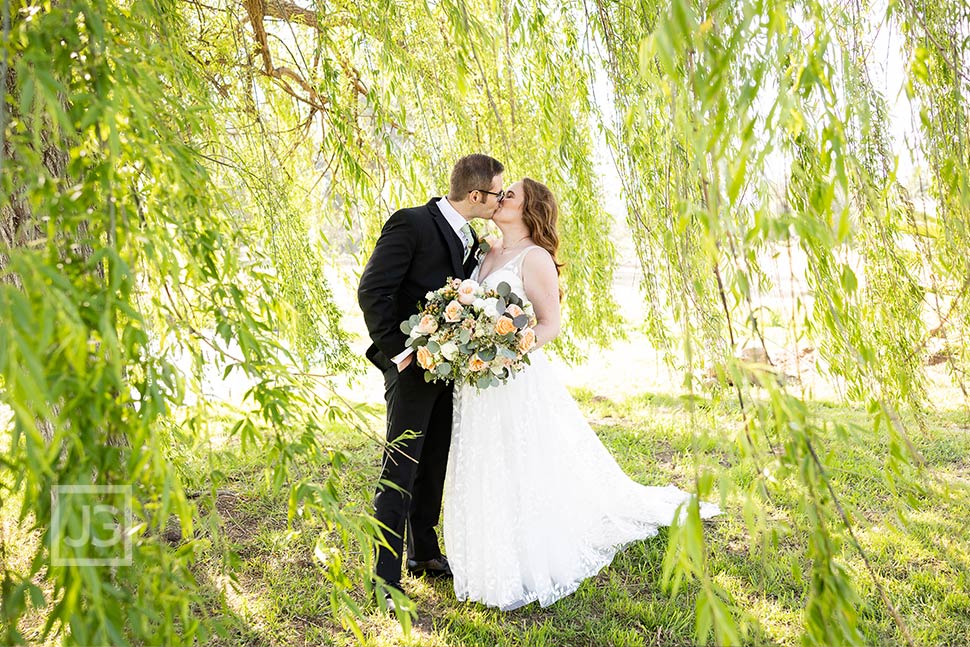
[357,154,719,613]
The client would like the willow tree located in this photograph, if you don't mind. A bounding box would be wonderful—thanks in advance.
[1,0,967,644]
[895,0,970,399]
[0,0,619,643]
[591,0,968,644]
[0,1,365,644]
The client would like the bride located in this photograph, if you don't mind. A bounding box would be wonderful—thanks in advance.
[442,178,720,611]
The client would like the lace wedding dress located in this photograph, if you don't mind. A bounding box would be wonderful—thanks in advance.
[442,246,720,611]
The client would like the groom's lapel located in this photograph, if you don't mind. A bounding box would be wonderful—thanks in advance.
[427,198,465,278]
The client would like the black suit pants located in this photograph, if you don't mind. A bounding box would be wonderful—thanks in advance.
[373,360,453,585]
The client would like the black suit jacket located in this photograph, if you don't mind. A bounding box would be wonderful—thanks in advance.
[358,198,480,372]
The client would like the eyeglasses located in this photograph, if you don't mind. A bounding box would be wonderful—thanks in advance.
[470,188,506,202]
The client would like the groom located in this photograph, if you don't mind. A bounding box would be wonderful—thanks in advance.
[357,154,505,608]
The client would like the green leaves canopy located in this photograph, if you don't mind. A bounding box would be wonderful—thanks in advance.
[1,0,967,644]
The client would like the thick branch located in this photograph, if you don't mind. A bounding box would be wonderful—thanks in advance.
[241,0,329,111]
[250,0,372,99]
[263,0,320,29]
[242,0,273,74]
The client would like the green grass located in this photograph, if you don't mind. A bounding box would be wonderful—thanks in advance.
[171,385,970,647]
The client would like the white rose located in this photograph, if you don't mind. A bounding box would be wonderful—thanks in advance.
[440,342,460,361]
[482,297,499,319]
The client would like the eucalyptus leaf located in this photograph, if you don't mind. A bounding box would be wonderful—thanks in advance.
[477,346,497,362]
[498,346,518,359]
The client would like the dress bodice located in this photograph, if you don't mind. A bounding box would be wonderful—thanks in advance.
[473,245,540,299]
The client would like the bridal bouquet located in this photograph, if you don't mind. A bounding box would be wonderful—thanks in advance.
[400,277,538,389]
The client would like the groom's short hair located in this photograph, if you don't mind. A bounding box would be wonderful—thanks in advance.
[448,154,504,201]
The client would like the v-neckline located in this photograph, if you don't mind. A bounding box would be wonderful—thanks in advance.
[476,246,534,284]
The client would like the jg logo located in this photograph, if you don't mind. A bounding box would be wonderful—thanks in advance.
[51,485,133,566]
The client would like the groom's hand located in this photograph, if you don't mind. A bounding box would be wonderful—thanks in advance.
[396,354,413,372]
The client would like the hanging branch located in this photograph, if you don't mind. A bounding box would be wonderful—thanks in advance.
[237,0,411,131]
[804,439,917,647]
[898,0,970,85]
[457,0,511,155]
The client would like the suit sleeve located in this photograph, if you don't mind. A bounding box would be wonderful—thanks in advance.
[358,210,418,361]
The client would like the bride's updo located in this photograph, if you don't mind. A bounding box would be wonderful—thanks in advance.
[520,178,564,297]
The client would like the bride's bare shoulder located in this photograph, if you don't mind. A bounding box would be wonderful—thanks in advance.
[522,245,554,265]
[521,246,557,280]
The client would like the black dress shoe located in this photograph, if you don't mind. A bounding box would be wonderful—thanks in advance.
[377,581,404,614]
[406,555,453,579]
[382,593,397,614]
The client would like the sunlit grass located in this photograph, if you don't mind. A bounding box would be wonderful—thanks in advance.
[162,381,970,646]
[3,376,968,645]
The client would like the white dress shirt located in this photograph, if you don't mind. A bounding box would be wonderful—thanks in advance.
[437,196,472,243]
[390,197,471,366]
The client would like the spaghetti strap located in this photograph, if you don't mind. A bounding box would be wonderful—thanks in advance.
[511,245,542,276]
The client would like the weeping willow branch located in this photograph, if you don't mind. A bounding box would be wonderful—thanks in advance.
[804,439,916,647]
[236,0,409,134]
[897,0,970,85]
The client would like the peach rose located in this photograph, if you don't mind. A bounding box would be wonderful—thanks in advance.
[505,303,524,319]
[518,328,537,353]
[468,355,488,372]
[457,279,479,305]
[444,300,464,323]
[495,316,516,336]
[415,314,438,335]
[416,346,435,369]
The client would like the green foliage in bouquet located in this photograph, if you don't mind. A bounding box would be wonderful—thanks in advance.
[402,279,537,389]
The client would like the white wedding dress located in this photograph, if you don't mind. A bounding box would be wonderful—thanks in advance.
[442,246,720,611]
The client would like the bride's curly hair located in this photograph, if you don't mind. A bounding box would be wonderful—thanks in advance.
[520,177,564,300]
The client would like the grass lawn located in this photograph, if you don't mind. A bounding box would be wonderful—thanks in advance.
[175,383,970,647]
